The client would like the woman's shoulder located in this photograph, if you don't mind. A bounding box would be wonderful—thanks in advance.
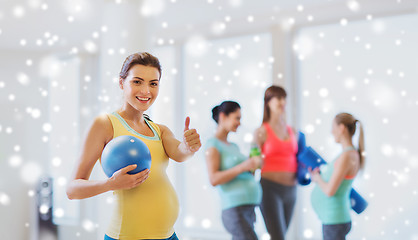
[344,148,360,161]
[150,122,171,139]
[86,114,113,142]
[254,125,267,143]
[93,113,113,128]
[255,124,267,134]
[337,149,360,166]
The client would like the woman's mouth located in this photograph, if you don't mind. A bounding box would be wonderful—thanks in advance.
[136,96,151,103]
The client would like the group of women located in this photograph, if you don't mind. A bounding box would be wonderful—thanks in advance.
[66,52,365,240]
[206,86,365,240]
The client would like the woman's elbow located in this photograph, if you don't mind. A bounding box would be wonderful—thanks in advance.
[66,189,75,200]
[66,183,78,200]
[325,190,336,197]
[173,157,187,163]
[209,178,220,187]
[210,181,217,187]
[172,154,191,163]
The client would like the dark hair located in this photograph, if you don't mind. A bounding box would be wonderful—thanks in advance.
[335,112,365,169]
[212,101,241,124]
[119,52,162,80]
[263,85,287,122]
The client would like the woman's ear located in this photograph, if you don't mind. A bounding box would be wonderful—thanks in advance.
[119,78,124,89]
[219,112,226,122]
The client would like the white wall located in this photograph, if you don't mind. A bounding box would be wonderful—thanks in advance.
[0,50,51,239]
[2,1,418,240]
[296,13,418,240]
[179,33,273,239]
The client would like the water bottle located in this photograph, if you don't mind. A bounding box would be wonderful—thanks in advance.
[250,143,261,157]
[249,143,262,172]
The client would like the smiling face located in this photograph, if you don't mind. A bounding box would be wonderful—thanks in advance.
[220,109,241,133]
[119,64,160,112]
[268,96,286,115]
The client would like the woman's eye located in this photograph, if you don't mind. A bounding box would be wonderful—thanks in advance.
[133,80,140,84]
[151,82,159,86]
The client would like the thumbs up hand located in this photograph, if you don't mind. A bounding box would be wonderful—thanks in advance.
[183,117,201,153]
[184,116,190,132]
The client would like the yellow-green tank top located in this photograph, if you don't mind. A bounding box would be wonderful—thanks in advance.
[103,112,179,240]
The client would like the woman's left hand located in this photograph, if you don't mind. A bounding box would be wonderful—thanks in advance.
[183,117,201,153]
[309,167,321,182]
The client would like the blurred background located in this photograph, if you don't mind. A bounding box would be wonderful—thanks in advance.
[1,0,418,239]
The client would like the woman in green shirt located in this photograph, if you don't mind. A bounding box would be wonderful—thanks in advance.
[205,101,262,240]
[310,112,365,240]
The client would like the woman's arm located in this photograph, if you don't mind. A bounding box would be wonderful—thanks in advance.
[205,147,260,186]
[310,153,351,197]
[253,126,267,149]
[159,117,201,163]
[66,115,149,200]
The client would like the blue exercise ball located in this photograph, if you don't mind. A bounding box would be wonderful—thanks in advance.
[101,135,151,178]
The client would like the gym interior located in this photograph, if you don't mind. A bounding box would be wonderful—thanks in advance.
[1,0,417,239]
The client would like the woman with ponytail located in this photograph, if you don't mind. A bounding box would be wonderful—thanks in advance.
[205,101,262,240]
[310,112,365,240]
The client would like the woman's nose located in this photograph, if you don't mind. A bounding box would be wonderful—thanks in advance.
[139,85,150,94]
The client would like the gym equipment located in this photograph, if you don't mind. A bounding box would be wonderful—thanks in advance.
[296,131,368,214]
[350,188,368,214]
[101,135,151,178]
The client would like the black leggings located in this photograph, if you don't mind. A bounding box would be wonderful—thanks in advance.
[260,178,296,240]
[322,222,351,240]
[221,205,258,240]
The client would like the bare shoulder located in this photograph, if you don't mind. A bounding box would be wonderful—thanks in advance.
[205,146,220,159]
[155,123,174,138]
[339,150,359,165]
[155,123,169,132]
[93,114,110,124]
[93,114,112,129]
[254,125,267,144]
[206,146,219,153]
[89,114,113,142]
[346,149,360,162]
[255,125,267,136]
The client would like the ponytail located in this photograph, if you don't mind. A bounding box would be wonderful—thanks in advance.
[335,113,365,169]
[211,101,240,124]
[212,106,220,123]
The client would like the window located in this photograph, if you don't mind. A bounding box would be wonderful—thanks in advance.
[297,13,418,239]
[178,33,273,238]
[49,56,81,225]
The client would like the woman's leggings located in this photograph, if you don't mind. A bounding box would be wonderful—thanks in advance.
[221,204,258,240]
[260,178,296,240]
[322,222,351,240]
